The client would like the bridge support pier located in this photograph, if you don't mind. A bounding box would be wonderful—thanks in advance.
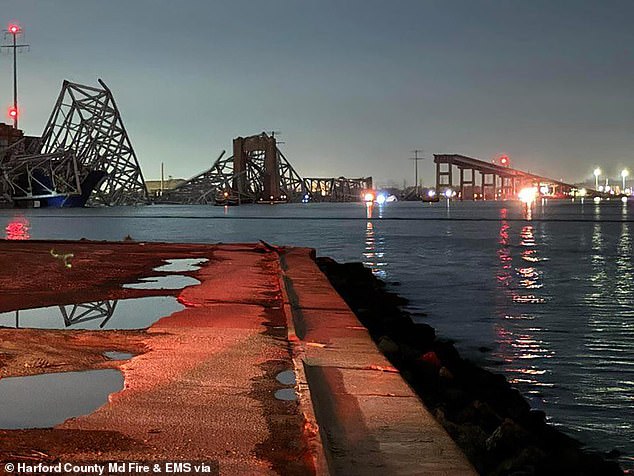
[459,168,476,200]
[233,134,281,200]
[436,162,453,191]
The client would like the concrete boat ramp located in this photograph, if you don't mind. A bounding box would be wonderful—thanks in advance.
[0,241,475,475]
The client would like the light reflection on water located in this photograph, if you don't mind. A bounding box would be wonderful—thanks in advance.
[5,215,30,240]
[487,202,634,466]
[1,200,633,464]
[363,220,387,279]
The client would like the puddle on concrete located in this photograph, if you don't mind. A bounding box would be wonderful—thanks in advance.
[123,275,200,290]
[0,296,184,330]
[274,388,297,401]
[154,258,209,273]
[103,351,134,360]
[0,369,123,429]
[276,370,296,386]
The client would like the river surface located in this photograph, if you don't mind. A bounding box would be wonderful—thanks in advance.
[2,200,632,465]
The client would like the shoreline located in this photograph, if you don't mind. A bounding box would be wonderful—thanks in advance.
[0,238,625,475]
[0,239,475,475]
[317,257,625,475]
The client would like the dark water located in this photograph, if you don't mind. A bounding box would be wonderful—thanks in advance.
[1,200,632,465]
[0,369,123,428]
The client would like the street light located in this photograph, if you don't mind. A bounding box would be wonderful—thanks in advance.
[593,168,601,191]
[621,169,629,193]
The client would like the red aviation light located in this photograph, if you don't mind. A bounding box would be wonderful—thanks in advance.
[8,24,20,34]
[8,106,18,119]
[500,155,510,167]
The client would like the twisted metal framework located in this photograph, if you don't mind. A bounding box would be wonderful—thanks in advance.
[160,151,238,204]
[304,177,373,202]
[39,79,149,205]
[2,150,81,202]
[161,132,371,204]
[0,80,148,206]
[278,149,306,200]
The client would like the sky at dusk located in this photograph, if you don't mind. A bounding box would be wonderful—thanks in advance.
[1,0,633,186]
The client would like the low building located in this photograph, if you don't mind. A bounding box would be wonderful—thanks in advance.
[146,179,187,198]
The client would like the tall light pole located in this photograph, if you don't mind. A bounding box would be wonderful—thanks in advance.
[594,167,601,191]
[1,23,29,129]
[409,149,425,198]
[622,169,629,193]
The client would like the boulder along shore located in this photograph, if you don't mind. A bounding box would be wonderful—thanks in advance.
[317,257,624,476]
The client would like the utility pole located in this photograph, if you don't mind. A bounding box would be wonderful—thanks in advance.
[409,149,426,198]
[1,23,29,129]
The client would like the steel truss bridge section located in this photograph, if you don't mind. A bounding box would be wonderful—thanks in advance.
[37,79,149,206]
[160,151,239,205]
[434,154,586,200]
[1,150,82,203]
[161,132,372,204]
[304,177,373,202]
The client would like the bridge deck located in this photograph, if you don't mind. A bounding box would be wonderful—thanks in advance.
[434,154,577,189]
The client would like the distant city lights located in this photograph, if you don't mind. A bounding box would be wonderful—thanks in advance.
[375,193,387,205]
[363,191,375,203]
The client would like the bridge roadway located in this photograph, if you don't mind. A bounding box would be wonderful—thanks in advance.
[434,154,591,199]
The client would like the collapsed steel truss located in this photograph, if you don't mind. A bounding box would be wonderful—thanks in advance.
[159,151,235,205]
[2,150,81,202]
[0,79,148,206]
[303,177,372,202]
[162,132,372,204]
[39,80,148,205]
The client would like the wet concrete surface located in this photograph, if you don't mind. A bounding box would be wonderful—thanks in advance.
[0,240,475,475]
[0,241,312,475]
